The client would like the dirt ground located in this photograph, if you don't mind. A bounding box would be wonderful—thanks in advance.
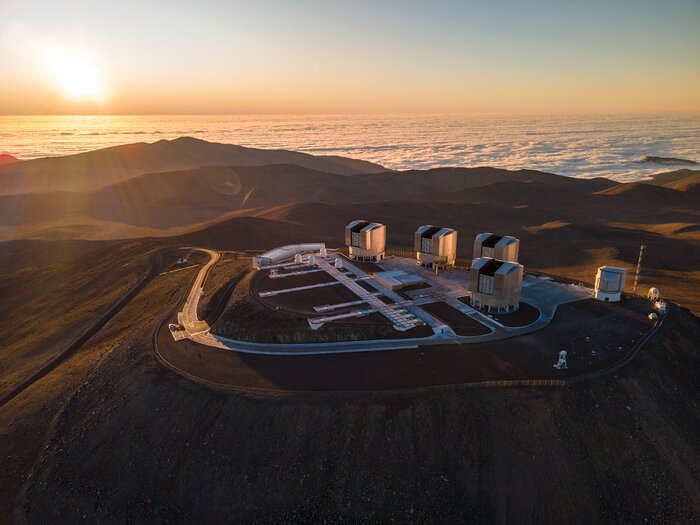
[162,297,654,391]
[197,253,250,321]
[341,257,386,273]
[212,270,434,343]
[419,301,493,336]
[490,302,541,327]
[0,239,158,392]
[0,239,698,524]
[255,269,337,293]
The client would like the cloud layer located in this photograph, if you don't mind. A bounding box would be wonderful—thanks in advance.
[2,114,698,182]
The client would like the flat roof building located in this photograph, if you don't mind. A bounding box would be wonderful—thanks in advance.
[593,266,627,302]
[469,257,524,313]
[253,243,325,269]
[473,233,519,262]
[373,270,426,291]
[345,220,386,262]
[414,225,457,270]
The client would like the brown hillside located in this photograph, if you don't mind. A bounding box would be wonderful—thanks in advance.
[0,137,386,195]
[0,154,19,166]
[646,169,700,191]
[0,155,698,312]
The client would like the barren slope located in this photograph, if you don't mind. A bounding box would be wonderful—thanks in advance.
[0,137,386,195]
[0,243,697,523]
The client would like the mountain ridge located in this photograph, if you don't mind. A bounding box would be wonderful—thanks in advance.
[0,137,387,195]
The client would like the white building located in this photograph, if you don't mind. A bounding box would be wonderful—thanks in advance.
[373,270,426,291]
[414,225,457,270]
[473,233,519,262]
[345,220,386,262]
[253,243,325,269]
[593,266,627,302]
[469,257,524,312]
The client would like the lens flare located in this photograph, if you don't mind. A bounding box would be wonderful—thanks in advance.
[48,54,107,102]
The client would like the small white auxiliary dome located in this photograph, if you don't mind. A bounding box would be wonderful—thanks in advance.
[308,255,316,265]
[320,247,327,257]
[593,266,627,302]
[294,253,302,264]
[334,257,343,269]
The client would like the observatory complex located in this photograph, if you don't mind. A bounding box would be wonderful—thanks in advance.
[473,233,519,262]
[414,225,457,270]
[593,266,627,302]
[241,223,641,345]
[345,220,387,262]
[170,213,656,389]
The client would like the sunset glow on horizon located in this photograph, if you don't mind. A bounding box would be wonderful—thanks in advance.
[1,0,699,115]
[47,53,108,102]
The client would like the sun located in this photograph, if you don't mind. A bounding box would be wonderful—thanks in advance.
[48,53,107,102]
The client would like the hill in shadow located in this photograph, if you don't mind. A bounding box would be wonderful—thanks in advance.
[0,137,387,195]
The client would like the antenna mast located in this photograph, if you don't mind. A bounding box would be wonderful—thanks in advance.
[633,244,645,294]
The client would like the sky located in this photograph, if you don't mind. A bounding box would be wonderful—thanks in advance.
[1,0,699,115]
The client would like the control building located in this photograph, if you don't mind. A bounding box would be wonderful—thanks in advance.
[345,220,386,262]
[473,233,519,262]
[253,244,325,269]
[593,266,627,302]
[469,258,524,312]
[414,225,457,270]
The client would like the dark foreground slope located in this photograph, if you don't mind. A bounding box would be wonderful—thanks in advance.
[0,240,698,524]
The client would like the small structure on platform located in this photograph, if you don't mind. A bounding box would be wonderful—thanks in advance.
[554,350,568,369]
[469,257,524,312]
[473,233,519,262]
[373,269,427,291]
[647,287,660,301]
[414,225,457,270]
[252,243,325,269]
[345,220,386,261]
[593,266,627,302]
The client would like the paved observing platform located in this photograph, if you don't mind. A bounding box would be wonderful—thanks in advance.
[174,246,593,355]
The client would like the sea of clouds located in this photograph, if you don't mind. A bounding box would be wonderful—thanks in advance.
[2,114,699,181]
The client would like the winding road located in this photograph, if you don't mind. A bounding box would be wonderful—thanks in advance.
[179,248,220,335]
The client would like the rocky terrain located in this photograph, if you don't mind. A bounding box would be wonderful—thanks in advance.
[0,242,697,522]
[0,140,699,523]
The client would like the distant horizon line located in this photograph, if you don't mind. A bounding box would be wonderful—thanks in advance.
[3,111,700,118]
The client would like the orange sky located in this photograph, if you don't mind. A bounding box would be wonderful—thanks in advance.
[2,0,699,115]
